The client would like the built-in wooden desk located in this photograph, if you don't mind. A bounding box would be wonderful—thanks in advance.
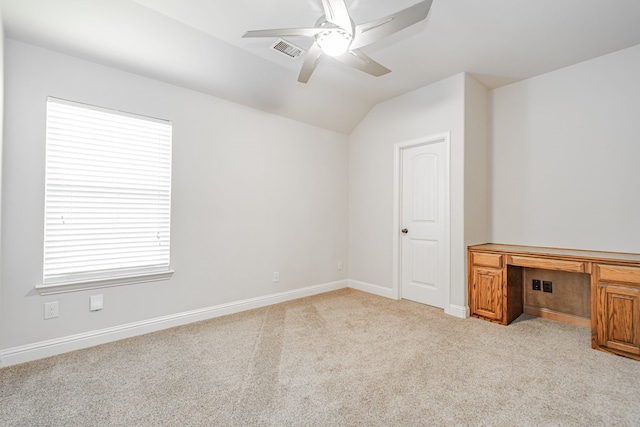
[468,243,640,361]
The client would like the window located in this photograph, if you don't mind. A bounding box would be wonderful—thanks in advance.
[40,97,173,294]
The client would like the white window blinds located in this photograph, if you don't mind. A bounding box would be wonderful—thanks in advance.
[43,97,172,286]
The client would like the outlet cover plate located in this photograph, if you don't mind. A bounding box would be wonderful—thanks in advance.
[532,279,541,291]
[44,301,59,319]
[90,294,104,311]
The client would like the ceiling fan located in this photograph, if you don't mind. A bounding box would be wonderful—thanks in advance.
[242,0,433,83]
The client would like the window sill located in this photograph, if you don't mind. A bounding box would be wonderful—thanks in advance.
[35,270,174,295]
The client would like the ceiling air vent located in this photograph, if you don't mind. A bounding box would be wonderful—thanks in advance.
[270,39,305,59]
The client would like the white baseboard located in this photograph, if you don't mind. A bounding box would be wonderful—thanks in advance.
[445,304,469,319]
[347,280,469,320]
[348,279,468,319]
[0,280,348,368]
[348,280,396,299]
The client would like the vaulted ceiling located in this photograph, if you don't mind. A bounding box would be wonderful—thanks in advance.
[3,0,640,133]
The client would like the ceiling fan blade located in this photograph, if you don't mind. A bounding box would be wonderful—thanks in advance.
[298,44,323,83]
[335,49,391,77]
[243,28,323,39]
[351,0,433,49]
[321,0,353,31]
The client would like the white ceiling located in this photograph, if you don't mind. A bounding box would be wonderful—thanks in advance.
[2,0,640,134]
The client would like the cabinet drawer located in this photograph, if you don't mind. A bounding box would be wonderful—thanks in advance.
[471,252,503,268]
[507,256,587,273]
[597,264,640,284]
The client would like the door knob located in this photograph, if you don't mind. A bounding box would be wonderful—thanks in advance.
[401,228,408,234]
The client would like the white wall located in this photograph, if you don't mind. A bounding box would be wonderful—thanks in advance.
[463,74,489,298]
[0,8,4,354]
[348,73,488,313]
[490,44,640,253]
[0,40,348,359]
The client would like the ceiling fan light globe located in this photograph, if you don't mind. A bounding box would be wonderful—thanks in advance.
[316,29,352,56]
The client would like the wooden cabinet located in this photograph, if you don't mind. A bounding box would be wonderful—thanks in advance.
[468,250,522,326]
[470,266,504,323]
[468,244,640,361]
[593,264,640,360]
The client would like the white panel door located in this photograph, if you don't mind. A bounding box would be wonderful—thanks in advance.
[401,141,449,308]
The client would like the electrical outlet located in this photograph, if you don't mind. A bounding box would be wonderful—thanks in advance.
[543,280,553,293]
[44,301,59,319]
[532,279,541,291]
[273,271,279,283]
[338,261,343,271]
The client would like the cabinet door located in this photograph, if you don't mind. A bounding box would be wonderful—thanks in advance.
[596,283,640,356]
[470,267,504,323]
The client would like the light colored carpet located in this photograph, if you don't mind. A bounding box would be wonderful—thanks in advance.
[1,288,639,426]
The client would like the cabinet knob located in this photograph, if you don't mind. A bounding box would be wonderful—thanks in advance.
[401,228,408,234]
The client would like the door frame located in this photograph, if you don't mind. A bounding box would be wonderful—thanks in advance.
[392,132,451,309]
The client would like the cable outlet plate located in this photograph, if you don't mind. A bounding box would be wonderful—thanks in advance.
[90,294,104,311]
